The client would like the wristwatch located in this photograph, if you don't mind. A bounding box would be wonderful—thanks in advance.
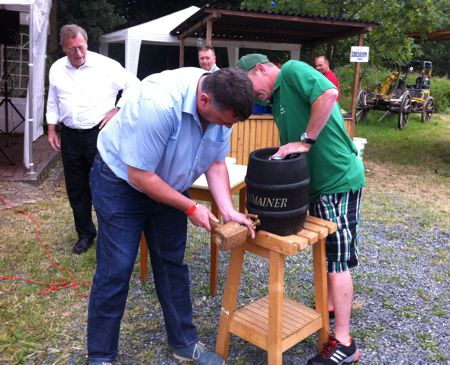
[300,132,316,145]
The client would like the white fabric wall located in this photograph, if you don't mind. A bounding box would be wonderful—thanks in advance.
[99,6,302,76]
[0,0,51,169]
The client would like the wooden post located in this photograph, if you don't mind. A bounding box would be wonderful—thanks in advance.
[349,33,364,138]
[210,201,220,296]
[139,233,148,282]
[267,250,284,365]
[308,45,317,66]
[206,19,213,46]
[179,37,185,67]
[216,245,246,360]
[313,236,330,351]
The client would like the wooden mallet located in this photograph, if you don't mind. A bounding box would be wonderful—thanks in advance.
[210,215,260,251]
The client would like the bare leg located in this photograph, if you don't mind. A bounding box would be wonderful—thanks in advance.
[328,276,334,311]
[328,270,353,345]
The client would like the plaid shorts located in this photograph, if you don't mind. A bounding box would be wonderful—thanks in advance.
[309,188,363,273]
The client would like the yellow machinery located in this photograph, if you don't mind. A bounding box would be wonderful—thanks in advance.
[356,61,434,129]
[376,71,401,97]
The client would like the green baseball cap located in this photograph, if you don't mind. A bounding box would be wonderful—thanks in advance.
[236,54,270,71]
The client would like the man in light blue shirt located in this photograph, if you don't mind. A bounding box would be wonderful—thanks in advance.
[88,67,255,365]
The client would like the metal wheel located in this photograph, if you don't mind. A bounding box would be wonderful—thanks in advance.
[398,92,412,129]
[356,89,369,123]
[421,97,434,122]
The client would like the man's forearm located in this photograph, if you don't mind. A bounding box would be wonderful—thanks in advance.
[306,89,338,139]
[47,124,57,134]
[128,166,193,212]
[205,161,235,220]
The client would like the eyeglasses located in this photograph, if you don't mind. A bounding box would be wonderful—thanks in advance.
[64,45,87,54]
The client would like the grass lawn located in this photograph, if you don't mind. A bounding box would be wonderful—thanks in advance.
[0,112,449,364]
[355,111,449,227]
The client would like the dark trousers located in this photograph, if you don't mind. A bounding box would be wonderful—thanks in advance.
[61,125,99,241]
[88,159,196,362]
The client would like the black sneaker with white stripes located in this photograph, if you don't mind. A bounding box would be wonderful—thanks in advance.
[307,335,361,365]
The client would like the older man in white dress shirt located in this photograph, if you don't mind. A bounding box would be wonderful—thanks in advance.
[46,24,139,254]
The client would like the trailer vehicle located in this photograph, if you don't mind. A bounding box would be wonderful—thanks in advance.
[356,61,434,129]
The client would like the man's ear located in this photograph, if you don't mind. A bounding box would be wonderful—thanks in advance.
[254,63,267,76]
[199,93,211,107]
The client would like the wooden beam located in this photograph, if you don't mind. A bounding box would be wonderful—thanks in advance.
[311,27,374,45]
[177,13,220,40]
[212,24,326,40]
[179,37,185,67]
[206,19,213,46]
[408,29,450,41]
[205,26,372,47]
[306,28,374,50]
[203,8,374,28]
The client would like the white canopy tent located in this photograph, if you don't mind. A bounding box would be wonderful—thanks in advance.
[99,6,301,76]
[0,0,51,171]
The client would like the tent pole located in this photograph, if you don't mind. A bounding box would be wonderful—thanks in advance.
[27,2,36,175]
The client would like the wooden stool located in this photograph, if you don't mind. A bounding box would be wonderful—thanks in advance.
[215,215,337,365]
[139,161,247,297]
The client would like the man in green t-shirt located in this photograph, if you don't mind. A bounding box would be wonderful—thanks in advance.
[237,54,365,365]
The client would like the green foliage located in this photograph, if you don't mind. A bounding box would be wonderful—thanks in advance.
[357,0,448,65]
[53,0,449,72]
[107,0,243,28]
[430,77,450,113]
[241,0,306,12]
[414,40,450,77]
[57,0,126,49]
[240,0,449,74]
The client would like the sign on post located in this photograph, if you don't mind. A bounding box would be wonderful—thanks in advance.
[350,46,369,62]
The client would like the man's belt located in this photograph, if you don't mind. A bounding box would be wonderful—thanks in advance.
[63,123,101,133]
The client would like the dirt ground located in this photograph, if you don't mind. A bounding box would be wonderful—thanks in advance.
[361,112,450,217]
[364,159,449,213]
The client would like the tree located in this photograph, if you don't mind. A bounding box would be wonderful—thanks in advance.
[49,0,449,74]
[54,0,126,52]
[415,40,450,77]
[109,0,242,27]
[240,0,450,68]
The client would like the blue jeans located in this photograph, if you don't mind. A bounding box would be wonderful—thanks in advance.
[87,159,197,362]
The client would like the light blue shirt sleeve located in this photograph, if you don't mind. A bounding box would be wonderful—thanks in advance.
[118,89,177,172]
[98,67,232,192]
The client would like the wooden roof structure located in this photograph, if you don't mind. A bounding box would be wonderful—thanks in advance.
[171,5,379,138]
[171,5,378,48]
[408,29,450,41]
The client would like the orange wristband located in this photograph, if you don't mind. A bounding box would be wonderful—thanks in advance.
[184,203,198,216]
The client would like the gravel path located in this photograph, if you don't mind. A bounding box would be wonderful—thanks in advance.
[5,171,447,364]
[65,192,448,365]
